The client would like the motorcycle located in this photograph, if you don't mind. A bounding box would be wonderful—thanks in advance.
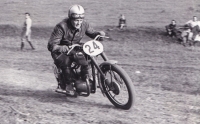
[53,35,136,110]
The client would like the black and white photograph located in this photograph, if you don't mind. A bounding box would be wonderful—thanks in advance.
[0,0,200,123]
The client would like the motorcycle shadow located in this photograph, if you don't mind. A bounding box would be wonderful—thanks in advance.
[0,85,114,109]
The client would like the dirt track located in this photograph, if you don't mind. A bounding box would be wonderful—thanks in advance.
[0,26,200,124]
[0,66,200,123]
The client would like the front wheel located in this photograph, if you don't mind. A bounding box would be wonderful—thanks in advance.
[101,64,136,110]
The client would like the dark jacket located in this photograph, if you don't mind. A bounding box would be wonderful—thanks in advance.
[48,18,100,52]
[166,24,176,30]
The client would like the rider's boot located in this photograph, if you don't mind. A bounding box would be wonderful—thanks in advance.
[62,67,75,96]
[65,83,75,96]
[55,66,75,96]
[56,80,75,96]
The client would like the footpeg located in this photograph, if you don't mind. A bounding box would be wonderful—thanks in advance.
[55,89,67,94]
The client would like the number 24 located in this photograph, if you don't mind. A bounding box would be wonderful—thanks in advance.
[85,42,100,53]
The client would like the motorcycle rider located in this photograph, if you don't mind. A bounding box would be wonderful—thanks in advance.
[47,5,105,95]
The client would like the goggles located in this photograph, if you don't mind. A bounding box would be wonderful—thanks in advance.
[71,13,84,19]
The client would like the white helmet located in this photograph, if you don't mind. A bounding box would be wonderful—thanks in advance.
[68,5,85,19]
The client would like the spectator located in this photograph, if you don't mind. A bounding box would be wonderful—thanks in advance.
[165,20,177,37]
[181,16,200,46]
[21,12,35,50]
[118,14,126,29]
[192,32,200,46]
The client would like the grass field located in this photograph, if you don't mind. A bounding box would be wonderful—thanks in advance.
[0,0,200,123]
[1,0,200,27]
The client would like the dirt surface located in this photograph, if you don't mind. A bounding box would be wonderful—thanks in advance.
[0,67,199,124]
[0,27,200,124]
[1,0,200,124]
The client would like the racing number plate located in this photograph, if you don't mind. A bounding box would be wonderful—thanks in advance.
[83,40,104,56]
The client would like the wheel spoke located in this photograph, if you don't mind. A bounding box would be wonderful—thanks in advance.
[101,65,135,109]
[105,69,129,105]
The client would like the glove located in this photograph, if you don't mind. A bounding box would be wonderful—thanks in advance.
[98,31,106,41]
[99,31,105,36]
[59,46,69,53]
[52,45,69,53]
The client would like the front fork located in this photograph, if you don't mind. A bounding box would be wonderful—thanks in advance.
[89,52,117,95]
[90,53,108,83]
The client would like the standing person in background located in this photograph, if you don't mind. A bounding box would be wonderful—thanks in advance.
[118,14,126,29]
[21,12,35,50]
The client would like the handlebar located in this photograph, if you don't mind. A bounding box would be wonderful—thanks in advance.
[66,35,109,55]
[67,44,81,55]
[94,35,109,41]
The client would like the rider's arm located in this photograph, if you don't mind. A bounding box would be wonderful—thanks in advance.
[85,22,102,39]
[84,22,105,41]
[48,24,68,52]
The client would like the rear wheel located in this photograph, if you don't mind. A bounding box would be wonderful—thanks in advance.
[101,64,136,110]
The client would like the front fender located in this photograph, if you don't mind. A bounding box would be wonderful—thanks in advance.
[99,60,118,68]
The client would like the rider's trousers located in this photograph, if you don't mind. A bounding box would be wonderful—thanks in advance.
[51,52,89,84]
